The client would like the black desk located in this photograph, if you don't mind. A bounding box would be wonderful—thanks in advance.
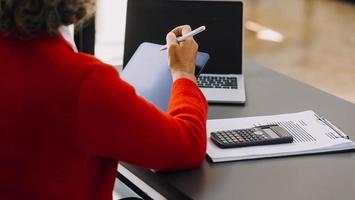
[121,60,355,200]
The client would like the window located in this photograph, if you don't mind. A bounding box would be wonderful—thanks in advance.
[95,0,127,67]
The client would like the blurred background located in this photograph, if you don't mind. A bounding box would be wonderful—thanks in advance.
[94,0,355,104]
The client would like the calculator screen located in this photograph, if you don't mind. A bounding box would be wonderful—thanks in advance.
[263,128,280,138]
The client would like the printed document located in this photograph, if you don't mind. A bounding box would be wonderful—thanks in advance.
[207,111,355,162]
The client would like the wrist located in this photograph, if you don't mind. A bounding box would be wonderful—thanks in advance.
[171,70,197,83]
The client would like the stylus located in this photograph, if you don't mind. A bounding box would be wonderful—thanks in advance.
[160,26,206,51]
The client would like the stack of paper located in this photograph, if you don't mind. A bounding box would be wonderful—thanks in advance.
[207,111,355,162]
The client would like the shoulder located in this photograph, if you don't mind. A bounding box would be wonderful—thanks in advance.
[76,53,119,79]
[53,42,119,82]
[67,52,124,91]
[38,34,120,78]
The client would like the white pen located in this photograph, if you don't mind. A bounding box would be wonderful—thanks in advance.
[315,114,349,139]
[160,25,206,51]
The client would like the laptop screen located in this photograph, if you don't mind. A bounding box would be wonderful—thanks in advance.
[124,0,243,74]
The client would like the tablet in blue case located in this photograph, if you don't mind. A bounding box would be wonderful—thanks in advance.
[121,42,210,112]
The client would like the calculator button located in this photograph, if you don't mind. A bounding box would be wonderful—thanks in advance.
[254,131,263,135]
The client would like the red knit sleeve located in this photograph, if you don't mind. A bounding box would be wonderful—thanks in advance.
[76,64,208,171]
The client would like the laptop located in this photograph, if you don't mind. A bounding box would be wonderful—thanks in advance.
[124,0,246,104]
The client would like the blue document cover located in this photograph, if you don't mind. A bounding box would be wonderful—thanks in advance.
[121,42,210,112]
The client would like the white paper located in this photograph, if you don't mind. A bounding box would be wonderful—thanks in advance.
[207,111,355,162]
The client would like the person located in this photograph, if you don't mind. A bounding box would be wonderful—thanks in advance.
[0,0,208,199]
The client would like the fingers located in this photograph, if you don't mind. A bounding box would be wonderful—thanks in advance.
[181,25,192,36]
[166,25,199,82]
[166,25,197,52]
[171,25,192,37]
[166,32,178,49]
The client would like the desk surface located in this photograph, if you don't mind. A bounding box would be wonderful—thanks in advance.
[122,61,355,200]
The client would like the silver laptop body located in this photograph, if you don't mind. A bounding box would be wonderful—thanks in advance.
[198,74,246,103]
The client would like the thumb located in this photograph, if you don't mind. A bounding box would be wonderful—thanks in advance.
[166,32,178,48]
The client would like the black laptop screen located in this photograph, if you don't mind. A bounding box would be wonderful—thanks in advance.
[124,0,243,74]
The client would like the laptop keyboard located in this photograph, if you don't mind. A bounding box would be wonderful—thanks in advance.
[197,75,238,89]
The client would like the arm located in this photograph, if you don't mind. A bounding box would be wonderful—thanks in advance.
[77,25,207,171]
[77,65,207,171]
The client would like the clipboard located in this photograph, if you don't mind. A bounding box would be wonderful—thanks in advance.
[121,42,210,112]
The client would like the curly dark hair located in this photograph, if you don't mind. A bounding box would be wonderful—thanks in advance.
[0,0,96,38]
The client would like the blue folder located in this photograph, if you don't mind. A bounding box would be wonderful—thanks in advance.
[121,42,210,112]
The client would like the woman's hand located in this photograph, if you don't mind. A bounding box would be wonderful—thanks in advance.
[166,25,199,83]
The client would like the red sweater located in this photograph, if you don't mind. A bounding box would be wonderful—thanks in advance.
[0,34,208,200]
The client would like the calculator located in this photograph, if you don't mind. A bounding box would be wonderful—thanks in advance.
[210,125,293,148]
